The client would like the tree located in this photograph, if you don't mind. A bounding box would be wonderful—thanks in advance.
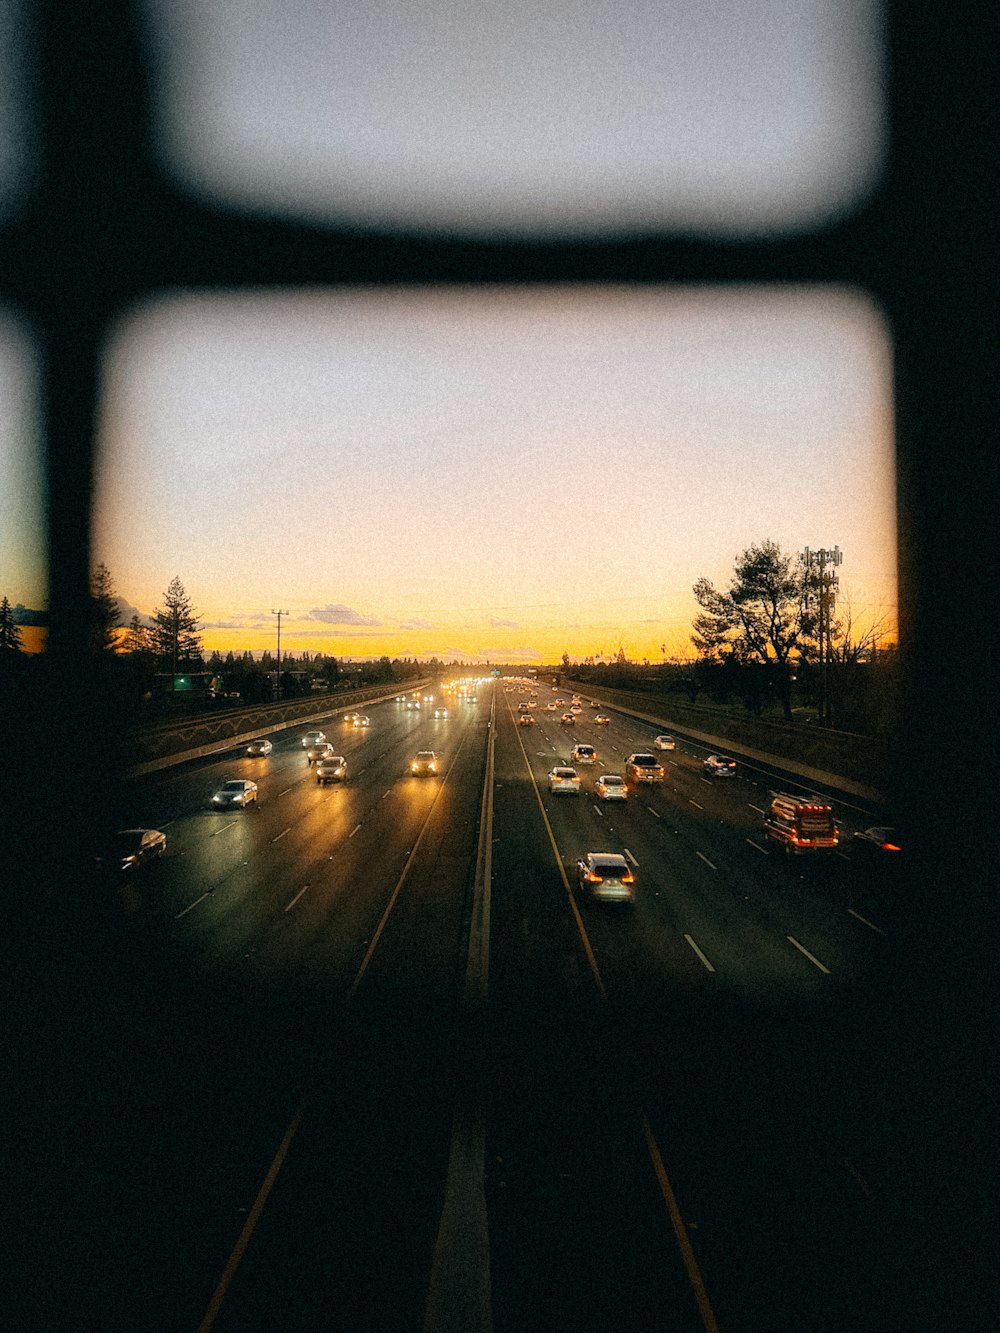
[124,614,151,655]
[692,539,814,720]
[150,576,202,678]
[0,595,25,656]
[90,562,121,654]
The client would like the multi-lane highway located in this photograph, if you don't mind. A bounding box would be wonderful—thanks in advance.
[21,679,918,1332]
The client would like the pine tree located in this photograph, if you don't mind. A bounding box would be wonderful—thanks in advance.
[90,562,121,653]
[150,576,203,676]
[0,595,25,656]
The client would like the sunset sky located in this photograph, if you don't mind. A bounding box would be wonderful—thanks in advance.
[84,284,895,664]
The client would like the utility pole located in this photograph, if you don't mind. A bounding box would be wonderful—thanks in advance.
[272,608,289,701]
[801,547,842,726]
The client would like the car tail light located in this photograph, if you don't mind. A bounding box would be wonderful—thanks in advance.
[621,872,634,883]
[882,841,901,852]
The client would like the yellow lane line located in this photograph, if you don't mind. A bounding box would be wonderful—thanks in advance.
[508,693,721,1332]
[196,1106,304,1332]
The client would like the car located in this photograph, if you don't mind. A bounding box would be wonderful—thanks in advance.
[517,702,530,712]
[589,700,599,708]
[625,753,665,783]
[575,852,636,904]
[95,828,166,873]
[245,738,273,756]
[571,698,583,707]
[527,701,537,708]
[571,743,597,764]
[306,742,335,764]
[559,712,575,725]
[548,766,581,794]
[210,779,257,808]
[851,826,902,859]
[703,755,737,778]
[316,754,347,783]
[555,698,566,706]
[518,713,536,726]
[595,774,627,801]
[569,704,583,715]
[433,707,449,719]
[301,729,326,747]
[653,734,676,751]
[353,714,370,727]
[545,703,558,711]
[594,714,611,725]
[410,751,438,776]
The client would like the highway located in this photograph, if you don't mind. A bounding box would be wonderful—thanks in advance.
[22,679,917,1332]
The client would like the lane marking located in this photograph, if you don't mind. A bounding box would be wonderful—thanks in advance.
[278,786,294,797]
[847,908,884,935]
[748,803,765,814]
[271,827,290,843]
[381,788,391,799]
[647,805,660,817]
[641,1115,721,1333]
[210,821,237,837]
[699,777,714,787]
[746,838,769,855]
[592,803,604,816]
[787,936,831,973]
[684,934,716,973]
[688,799,704,810]
[284,885,309,913]
[696,852,717,871]
[349,823,362,839]
[196,1107,304,1332]
[623,848,638,867]
[175,892,209,920]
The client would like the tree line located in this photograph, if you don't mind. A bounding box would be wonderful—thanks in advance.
[0,569,427,715]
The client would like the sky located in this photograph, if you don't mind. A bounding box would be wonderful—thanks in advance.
[0,1,894,664]
[83,284,897,664]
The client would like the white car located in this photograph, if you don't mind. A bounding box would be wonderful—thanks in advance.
[301,730,326,747]
[210,779,257,808]
[306,742,335,765]
[548,767,581,795]
[571,743,597,764]
[411,751,439,776]
[353,714,370,728]
[653,735,676,751]
[316,755,347,784]
[575,852,636,904]
[595,774,627,801]
[433,707,449,719]
[246,738,273,756]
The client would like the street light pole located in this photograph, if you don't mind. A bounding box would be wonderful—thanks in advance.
[272,608,289,701]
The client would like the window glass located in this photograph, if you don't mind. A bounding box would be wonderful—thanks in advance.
[143,0,885,237]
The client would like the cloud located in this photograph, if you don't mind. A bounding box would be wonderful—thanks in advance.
[488,615,519,628]
[115,597,153,627]
[201,620,248,630]
[309,603,382,626]
[475,646,541,660]
[284,628,393,638]
[399,617,435,630]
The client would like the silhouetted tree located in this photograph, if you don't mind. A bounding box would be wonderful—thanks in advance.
[150,576,203,678]
[0,595,25,656]
[89,563,121,654]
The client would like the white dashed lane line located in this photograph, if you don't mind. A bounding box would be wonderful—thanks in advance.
[271,828,291,843]
[746,839,769,855]
[684,935,716,972]
[787,936,831,973]
[349,823,362,838]
[284,885,310,913]
[696,852,717,871]
[175,892,210,920]
[688,799,704,810]
[847,908,884,934]
[748,803,765,814]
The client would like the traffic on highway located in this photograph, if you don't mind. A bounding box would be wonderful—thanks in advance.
[89,677,903,1332]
